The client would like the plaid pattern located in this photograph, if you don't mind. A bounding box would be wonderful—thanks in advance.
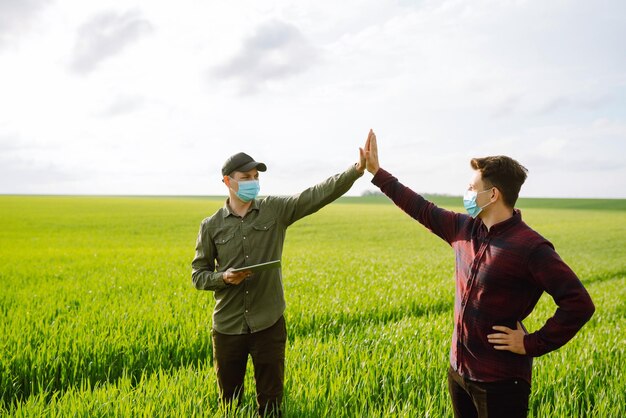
[373,168,594,383]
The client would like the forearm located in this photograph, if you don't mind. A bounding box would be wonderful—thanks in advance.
[192,268,227,291]
[524,247,596,356]
[371,168,460,243]
[372,168,429,220]
[286,163,362,223]
[524,292,595,357]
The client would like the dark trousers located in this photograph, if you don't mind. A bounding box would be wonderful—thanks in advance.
[447,366,531,418]
[212,316,287,417]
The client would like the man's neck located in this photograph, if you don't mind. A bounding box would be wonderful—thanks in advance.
[480,204,514,231]
[228,195,252,218]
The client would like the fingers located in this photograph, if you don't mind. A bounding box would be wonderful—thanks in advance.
[492,345,510,351]
[364,129,372,151]
[487,325,527,354]
[370,130,378,152]
[487,326,511,344]
[365,130,380,174]
[224,269,252,285]
[491,326,512,333]
[488,326,512,340]
[355,148,366,174]
[488,332,510,342]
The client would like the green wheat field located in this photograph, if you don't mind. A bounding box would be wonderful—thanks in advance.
[1,194,624,417]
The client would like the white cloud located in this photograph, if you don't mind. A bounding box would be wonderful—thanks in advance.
[69,9,154,74]
[98,95,148,117]
[536,138,568,156]
[210,19,319,95]
[0,0,625,198]
[0,0,51,49]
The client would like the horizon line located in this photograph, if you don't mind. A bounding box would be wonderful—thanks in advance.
[1,193,625,200]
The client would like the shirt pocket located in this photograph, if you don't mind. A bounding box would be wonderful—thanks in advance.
[248,218,278,251]
[213,231,237,265]
[252,218,276,232]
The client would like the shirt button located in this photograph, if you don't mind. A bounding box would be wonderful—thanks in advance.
[245,310,248,313]
[246,255,249,258]
[243,236,246,239]
[246,291,249,294]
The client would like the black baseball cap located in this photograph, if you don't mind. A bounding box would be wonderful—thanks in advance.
[221,152,267,176]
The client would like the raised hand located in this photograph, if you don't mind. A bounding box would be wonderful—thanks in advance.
[356,140,366,174]
[363,129,380,175]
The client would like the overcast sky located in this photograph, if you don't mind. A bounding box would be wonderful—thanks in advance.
[1,0,625,198]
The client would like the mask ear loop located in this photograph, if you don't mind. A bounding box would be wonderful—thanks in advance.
[223,176,238,194]
[475,187,496,212]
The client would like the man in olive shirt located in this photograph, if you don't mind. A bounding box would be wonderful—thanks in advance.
[192,149,365,416]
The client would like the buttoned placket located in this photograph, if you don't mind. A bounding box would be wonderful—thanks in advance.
[240,216,251,320]
[456,234,491,372]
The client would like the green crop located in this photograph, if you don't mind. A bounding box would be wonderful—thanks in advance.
[1,195,624,417]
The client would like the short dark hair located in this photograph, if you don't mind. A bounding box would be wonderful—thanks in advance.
[470,156,528,207]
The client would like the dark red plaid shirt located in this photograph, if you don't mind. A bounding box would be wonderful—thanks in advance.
[373,168,595,384]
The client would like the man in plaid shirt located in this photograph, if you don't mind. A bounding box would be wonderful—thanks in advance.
[363,130,595,418]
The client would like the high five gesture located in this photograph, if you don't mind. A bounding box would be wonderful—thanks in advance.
[363,129,380,175]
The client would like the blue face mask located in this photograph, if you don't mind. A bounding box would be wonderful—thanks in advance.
[230,178,260,202]
[463,188,493,218]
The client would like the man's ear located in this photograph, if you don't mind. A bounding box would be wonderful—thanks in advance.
[223,175,231,187]
[491,187,500,203]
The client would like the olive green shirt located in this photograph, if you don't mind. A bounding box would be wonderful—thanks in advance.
[192,164,362,335]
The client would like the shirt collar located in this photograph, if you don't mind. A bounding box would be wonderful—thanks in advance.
[222,198,260,218]
[479,208,522,235]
